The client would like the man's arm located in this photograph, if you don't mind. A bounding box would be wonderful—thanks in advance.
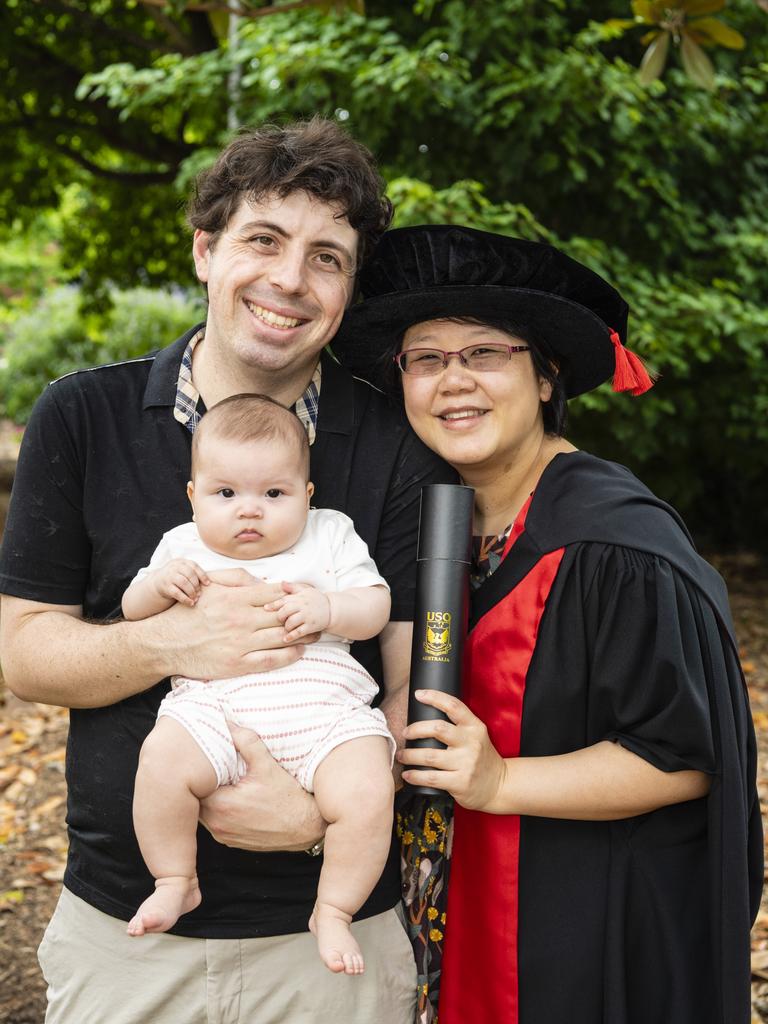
[199,724,327,852]
[0,581,303,709]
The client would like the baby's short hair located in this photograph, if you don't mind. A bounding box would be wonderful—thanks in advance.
[191,393,310,478]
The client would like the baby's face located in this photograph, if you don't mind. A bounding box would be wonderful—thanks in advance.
[187,435,312,560]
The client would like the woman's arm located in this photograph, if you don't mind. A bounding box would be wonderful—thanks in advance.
[398,689,711,819]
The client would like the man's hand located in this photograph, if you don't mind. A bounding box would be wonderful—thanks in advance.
[264,582,331,642]
[199,724,326,852]
[155,578,319,681]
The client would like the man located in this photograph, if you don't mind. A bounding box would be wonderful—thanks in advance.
[0,117,453,1023]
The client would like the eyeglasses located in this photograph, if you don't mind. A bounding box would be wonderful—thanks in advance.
[394,343,531,376]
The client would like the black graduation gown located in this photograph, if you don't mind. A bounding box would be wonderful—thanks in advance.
[438,451,761,1024]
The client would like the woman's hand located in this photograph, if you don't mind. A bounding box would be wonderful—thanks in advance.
[397,689,508,812]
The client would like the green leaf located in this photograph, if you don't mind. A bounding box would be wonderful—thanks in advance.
[689,17,745,49]
[638,31,670,85]
[602,18,636,32]
[680,32,716,90]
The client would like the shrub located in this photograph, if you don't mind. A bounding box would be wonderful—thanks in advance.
[0,286,204,424]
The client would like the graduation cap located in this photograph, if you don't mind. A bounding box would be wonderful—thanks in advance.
[332,224,654,399]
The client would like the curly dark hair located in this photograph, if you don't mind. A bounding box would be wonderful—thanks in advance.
[187,116,393,267]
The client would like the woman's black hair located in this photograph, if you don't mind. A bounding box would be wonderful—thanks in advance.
[382,316,569,437]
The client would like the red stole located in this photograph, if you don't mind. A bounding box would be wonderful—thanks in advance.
[438,498,565,1023]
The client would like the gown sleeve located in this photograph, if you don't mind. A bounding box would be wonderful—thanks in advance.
[581,544,718,774]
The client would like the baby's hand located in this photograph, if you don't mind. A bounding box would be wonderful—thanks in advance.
[264,582,331,641]
[153,559,210,606]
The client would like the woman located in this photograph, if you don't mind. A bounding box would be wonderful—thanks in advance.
[331,226,761,1024]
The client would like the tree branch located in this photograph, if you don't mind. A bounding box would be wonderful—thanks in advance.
[52,144,178,184]
[141,4,200,55]
[10,112,179,183]
[14,40,195,167]
[5,102,189,184]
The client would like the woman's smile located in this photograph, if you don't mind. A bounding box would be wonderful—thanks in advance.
[436,406,490,426]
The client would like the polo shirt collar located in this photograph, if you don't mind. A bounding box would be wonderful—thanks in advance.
[143,326,351,435]
[143,325,202,409]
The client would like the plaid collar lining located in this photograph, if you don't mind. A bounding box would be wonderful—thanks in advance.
[173,328,321,443]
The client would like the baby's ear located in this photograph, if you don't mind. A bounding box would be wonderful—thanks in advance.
[306,481,315,505]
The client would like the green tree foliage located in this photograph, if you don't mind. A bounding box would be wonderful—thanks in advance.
[2,0,767,547]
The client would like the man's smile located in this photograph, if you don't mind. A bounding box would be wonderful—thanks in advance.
[243,299,307,330]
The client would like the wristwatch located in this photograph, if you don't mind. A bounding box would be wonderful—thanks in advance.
[305,837,325,857]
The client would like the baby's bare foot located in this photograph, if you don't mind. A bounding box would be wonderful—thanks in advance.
[127,876,201,937]
[309,903,364,975]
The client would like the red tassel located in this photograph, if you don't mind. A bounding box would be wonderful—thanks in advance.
[610,330,656,396]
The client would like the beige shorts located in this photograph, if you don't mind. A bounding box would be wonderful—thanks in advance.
[38,888,417,1024]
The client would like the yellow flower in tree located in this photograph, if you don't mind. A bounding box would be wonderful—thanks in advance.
[603,0,746,91]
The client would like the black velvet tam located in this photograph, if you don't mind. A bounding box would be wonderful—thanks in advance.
[332,225,630,398]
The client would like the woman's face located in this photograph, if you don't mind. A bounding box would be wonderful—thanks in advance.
[400,319,553,478]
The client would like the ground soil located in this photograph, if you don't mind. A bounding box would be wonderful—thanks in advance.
[0,432,767,1021]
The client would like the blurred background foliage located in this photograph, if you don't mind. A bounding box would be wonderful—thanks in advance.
[1,0,767,548]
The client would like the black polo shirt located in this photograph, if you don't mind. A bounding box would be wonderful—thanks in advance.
[0,326,455,937]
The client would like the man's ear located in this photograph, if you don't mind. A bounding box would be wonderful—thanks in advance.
[192,230,212,284]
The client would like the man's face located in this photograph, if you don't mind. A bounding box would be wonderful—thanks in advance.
[192,191,358,378]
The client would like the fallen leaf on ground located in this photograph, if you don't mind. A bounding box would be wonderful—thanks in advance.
[30,796,65,818]
[0,890,24,911]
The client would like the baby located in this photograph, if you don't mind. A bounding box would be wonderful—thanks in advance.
[122,393,395,975]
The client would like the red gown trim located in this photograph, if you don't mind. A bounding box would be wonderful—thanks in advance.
[438,497,565,1024]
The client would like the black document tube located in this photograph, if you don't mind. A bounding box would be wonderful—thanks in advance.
[406,483,474,796]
